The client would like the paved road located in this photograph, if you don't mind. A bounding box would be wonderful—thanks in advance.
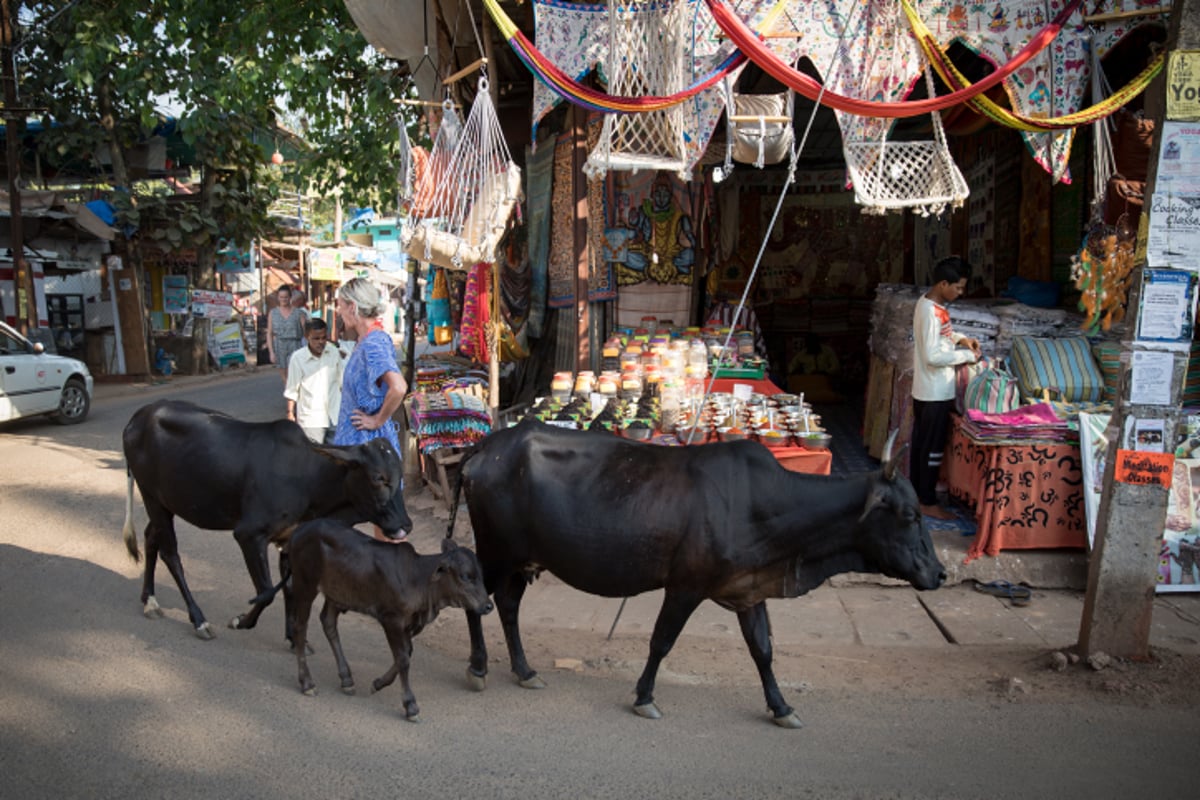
[1,369,1198,800]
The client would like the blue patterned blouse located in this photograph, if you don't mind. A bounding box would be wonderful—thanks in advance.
[332,330,402,453]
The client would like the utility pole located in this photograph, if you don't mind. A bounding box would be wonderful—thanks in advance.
[1,0,35,333]
[1079,3,1200,659]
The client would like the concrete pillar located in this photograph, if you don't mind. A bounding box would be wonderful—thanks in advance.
[1079,3,1200,659]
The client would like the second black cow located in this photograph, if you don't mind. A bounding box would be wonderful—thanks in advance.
[450,421,945,728]
[122,400,412,641]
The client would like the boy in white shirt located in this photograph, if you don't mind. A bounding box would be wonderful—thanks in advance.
[911,257,981,519]
[285,318,344,444]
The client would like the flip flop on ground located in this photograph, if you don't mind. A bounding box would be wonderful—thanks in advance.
[973,579,1033,607]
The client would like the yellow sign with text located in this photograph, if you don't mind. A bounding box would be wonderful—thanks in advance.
[1167,51,1200,121]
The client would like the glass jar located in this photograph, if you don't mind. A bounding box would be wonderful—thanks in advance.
[551,371,574,402]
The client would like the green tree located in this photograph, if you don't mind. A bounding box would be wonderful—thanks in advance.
[17,0,420,281]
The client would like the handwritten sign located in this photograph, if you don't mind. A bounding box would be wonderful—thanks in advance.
[1167,51,1200,121]
[1114,449,1175,489]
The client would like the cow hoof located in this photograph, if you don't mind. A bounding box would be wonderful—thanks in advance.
[632,702,662,720]
[142,597,164,618]
[341,685,356,696]
[228,614,245,629]
[518,675,546,690]
[405,714,421,724]
[772,712,804,729]
[194,622,216,640]
[302,686,317,697]
[466,669,486,692]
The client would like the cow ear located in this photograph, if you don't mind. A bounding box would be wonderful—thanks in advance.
[312,444,363,468]
[441,537,460,554]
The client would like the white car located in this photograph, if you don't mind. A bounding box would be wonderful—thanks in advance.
[0,320,93,425]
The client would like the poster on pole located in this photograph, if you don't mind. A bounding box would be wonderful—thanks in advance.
[1079,411,1200,591]
[1166,52,1200,121]
[1146,191,1200,269]
[1136,269,1197,350]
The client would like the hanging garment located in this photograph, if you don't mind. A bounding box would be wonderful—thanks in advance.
[459,262,491,364]
[524,141,554,337]
[427,265,453,346]
[548,133,576,308]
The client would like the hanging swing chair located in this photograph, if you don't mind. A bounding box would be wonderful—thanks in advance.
[583,0,691,180]
[842,8,968,217]
[721,76,795,171]
[404,76,522,270]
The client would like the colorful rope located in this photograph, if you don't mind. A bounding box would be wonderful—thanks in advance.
[900,0,1163,133]
[704,0,1083,118]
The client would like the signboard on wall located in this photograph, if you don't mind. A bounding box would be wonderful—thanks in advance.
[163,275,188,314]
[309,248,343,281]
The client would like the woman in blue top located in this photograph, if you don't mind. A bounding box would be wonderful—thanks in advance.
[332,278,407,454]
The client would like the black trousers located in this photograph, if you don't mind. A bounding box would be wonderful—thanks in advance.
[909,398,954,506]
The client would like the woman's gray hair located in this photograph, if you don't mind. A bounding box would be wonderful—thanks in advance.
[338,277,385,318]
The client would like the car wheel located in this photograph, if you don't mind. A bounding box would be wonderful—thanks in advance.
[54,377,90,424]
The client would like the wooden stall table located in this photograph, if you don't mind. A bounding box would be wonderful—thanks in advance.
[702,376,832,476]
[944,415,1086,563]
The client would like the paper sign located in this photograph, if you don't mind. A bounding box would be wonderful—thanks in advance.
[1134,419,1166,453]
[1146,191,1200,269]
[1114,449,1175,488]
[1137,269,1197,350]
[1167,52,1200,121]
[1158,122,1200,185]
[1131,350,1175,405]
[731,383,753,402]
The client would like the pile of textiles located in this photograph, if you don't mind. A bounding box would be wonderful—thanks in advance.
[408,391,492,454]
[958,403,1077,445]
[869,285,1000,366]
[991,304,1085,362]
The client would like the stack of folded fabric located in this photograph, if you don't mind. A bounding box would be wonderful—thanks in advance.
[408,391,493,454]
[959,403,1076,444]
[991,304,1085,362]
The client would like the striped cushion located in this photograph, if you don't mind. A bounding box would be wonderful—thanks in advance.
[1010,336,1105,404]
[1091,340,1122,402]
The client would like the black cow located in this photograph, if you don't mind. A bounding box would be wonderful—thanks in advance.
[281,520,494,721]
[450,421,945,728]
[121,399,412,640]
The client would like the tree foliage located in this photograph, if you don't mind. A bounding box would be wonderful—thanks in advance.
[16,0,422,252]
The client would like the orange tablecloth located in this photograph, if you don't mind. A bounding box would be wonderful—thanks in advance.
[702,376,831,475]
[945,416,1086,563]
[709,376,785,397]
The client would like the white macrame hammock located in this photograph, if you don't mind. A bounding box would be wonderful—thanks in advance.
[583,0,690,181]
[843,10,968,219]
[404,77,522,270]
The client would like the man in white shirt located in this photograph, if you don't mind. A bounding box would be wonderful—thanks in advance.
[911,257,981,520]
[285,319,343,444]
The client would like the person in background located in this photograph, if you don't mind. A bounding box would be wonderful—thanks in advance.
[291,289,311,317]
[911,256,981,520]
[788,333,840,377]
[333,278,409,538]
[704,289,768,360]
[284,319,343,444]
[267,285,306,384]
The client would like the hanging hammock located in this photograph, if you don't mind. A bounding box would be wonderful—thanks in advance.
[482,0,747,114]
[404,77,522,271]
[584,0,693,179]
[899,0,1163,133]
[843,5,968,218]
[703,0,1083,118]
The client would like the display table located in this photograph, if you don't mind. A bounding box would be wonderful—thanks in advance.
[705,376,832,476]
[944,415,1087,563]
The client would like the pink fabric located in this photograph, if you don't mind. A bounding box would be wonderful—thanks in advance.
[967,402,1061,427]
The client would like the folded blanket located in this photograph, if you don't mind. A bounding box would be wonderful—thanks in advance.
[409,391,492,454]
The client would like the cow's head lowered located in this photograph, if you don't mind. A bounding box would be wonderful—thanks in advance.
[856,432,946,591]
[320,439,412,538]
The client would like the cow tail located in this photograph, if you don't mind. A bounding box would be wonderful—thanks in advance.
[446,442,480,539]
[122,469,141,563]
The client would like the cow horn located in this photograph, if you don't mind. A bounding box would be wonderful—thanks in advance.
[883,445,908,481]
[880,430,898,468]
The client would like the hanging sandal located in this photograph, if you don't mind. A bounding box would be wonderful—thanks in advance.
[972,580,1033,607]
